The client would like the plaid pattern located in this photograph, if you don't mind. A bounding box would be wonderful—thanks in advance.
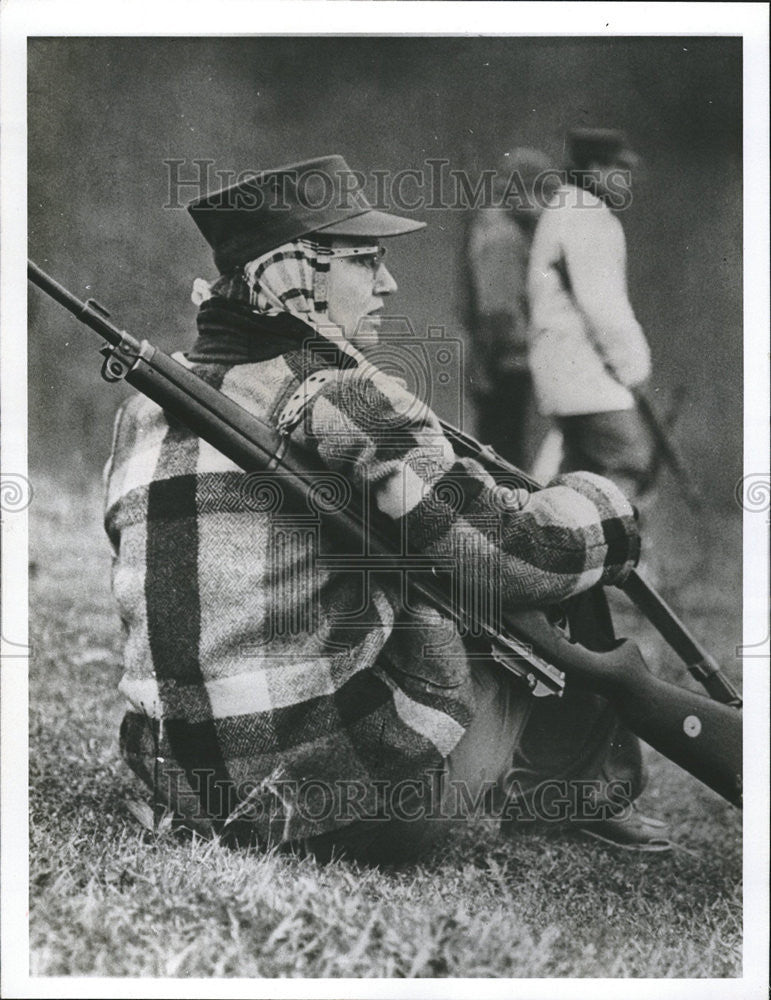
[194,238,337,331]
[105,306,641,842]
[243,239,330,319]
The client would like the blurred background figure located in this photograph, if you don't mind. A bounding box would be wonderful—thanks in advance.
[464,147,557,469]
[527,128,655,502]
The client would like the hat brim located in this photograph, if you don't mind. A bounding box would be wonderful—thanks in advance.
[312,209,426,239]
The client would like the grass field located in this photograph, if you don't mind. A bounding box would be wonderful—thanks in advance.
[27,474,742,978]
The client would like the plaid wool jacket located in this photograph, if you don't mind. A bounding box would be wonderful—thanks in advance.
[105,300,641,841]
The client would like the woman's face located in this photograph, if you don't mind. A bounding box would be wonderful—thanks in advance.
[326,239,397,347]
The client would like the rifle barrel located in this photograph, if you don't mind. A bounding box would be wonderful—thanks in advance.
[28,259,126,347]
[621,571,742,707]
[634,390,703,510]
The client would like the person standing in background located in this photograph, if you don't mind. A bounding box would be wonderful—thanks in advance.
[527,128,655,501]
[464,148,557,470]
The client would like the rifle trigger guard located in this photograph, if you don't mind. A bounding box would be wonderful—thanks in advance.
[100,335,139,383]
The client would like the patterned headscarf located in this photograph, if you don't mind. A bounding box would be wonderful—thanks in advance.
[193,238,334,332]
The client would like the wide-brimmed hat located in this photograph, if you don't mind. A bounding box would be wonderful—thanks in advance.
[188,154,425,272]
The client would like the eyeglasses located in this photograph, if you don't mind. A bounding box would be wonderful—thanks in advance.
[308,242,387,269]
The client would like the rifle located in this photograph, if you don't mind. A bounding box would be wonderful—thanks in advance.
[27,260,742,807]
[443,424,742,708]
[26,260,564,700]
[634,388,704,512]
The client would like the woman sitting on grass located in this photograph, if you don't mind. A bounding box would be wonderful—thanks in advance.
[104,155,670,862]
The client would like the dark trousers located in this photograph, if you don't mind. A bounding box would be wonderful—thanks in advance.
[474,372,534,470]
[558,409,656,502]
[300,660,644,866]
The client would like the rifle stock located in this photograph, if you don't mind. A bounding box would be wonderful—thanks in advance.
[28,260,742,807]
[508,609,742,806]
